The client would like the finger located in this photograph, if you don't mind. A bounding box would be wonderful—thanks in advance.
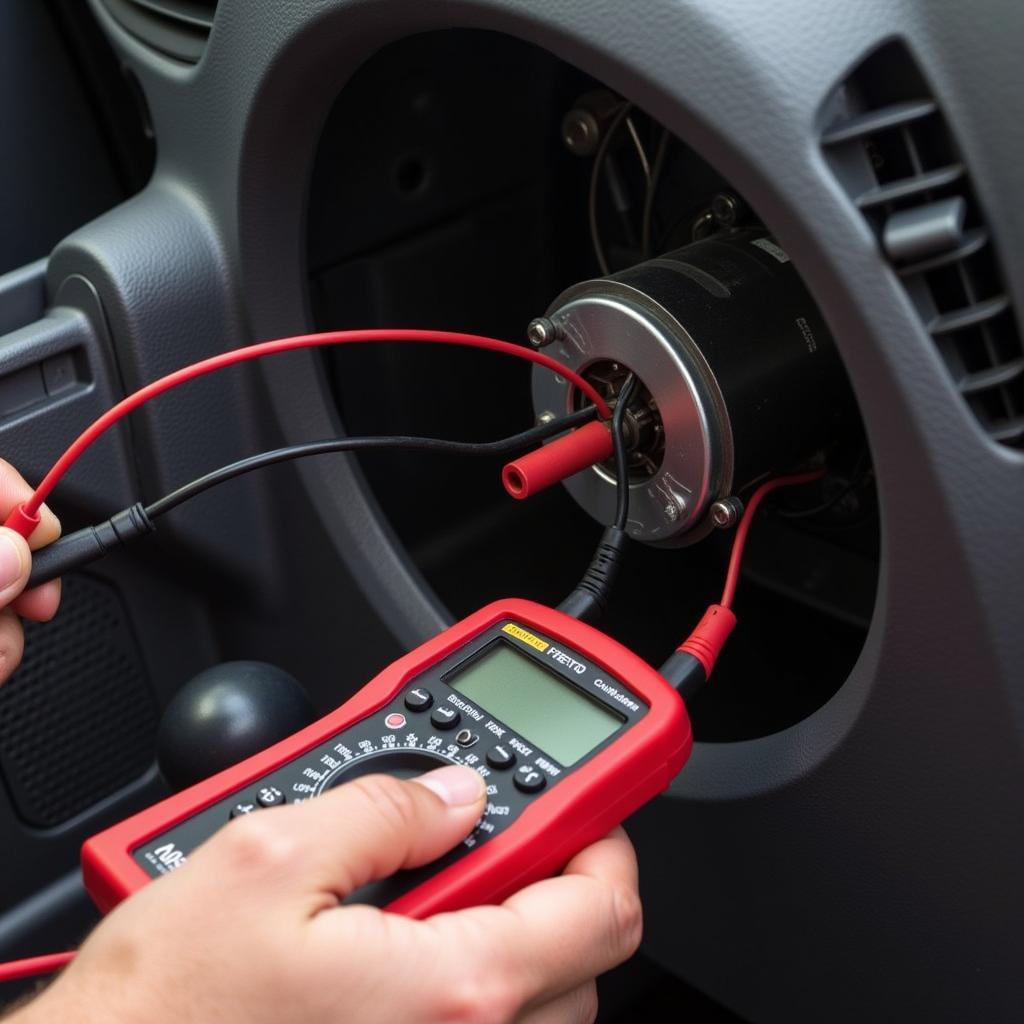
[12,578,60,621]
[203,765,487,900]
[426,828,642,1011]
[0,608,25,685]
[0,461,61,548]
[0,528,31,608]
[557,826,639,894]
[517,982,598,1024]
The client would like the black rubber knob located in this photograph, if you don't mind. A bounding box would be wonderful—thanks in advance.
[158,661,316,792]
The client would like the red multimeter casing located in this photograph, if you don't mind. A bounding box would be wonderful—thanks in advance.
[82,598,691,917]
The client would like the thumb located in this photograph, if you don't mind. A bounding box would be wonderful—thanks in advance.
[286,765,486,899]
[0,527,31,608]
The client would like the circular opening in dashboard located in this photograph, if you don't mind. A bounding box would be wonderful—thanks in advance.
[304,29,880,743]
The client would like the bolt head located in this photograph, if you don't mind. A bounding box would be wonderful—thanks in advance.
[527,317,557,348]
[710,497,743,529]
[536,411,556,426]
[711,192,739,226]
[663,503,680,522]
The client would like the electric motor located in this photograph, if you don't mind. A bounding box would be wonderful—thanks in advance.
[530,230,849,545]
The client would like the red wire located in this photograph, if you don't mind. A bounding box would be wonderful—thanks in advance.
[720,469,826,609]
[10,329,611,529]
[0,950,75,983]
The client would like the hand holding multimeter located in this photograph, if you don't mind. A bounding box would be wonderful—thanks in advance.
[21,603,662,1024]
[83,600,692,915]
[21,761,643,1024]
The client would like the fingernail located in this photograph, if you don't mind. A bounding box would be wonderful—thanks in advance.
[413,764,486,807]
[0,532,25,590]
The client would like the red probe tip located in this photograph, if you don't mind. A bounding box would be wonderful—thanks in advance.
[3,502,40,539]
[502,421,614,500]
[679,604,737,678]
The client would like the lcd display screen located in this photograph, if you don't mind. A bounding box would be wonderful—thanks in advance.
[449,642,623,765]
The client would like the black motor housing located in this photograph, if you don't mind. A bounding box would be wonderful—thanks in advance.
[531,230,850,544]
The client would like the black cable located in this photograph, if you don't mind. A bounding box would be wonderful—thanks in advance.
[612,375,637,530]
[146,407,598,519]
[27,408,599,589]
[641,128,671,259]
[558,377,637,622]
[624,115,651,183]
[588,102,634,275]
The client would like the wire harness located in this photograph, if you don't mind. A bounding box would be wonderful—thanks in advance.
[5,329,612,539]
[25,409,599,589]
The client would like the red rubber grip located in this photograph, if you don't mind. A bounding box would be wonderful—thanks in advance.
[4,502,40,539]
[502,421,613,500]
[679,603,737,677]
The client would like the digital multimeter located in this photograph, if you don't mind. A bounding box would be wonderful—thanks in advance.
[82,599,691,917]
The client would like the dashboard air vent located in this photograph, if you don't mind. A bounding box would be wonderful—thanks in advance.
[821,41,1024,449]
[100,0,217,64]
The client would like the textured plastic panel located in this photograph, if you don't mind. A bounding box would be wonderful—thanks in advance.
[822,40,1024,448]
[0,575,158,827]
[70,0,1024,1019]
[0,271,137,516]
[98,0,216,63]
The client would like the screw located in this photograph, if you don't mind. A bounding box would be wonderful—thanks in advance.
[536,411,556,426]
[711,192,745,227]
[663,503,680,523]
[710,496,744,529]
[527,317,559,348]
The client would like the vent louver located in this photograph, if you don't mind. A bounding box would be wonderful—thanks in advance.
[100,0,217,64]
[821,41,1024,449]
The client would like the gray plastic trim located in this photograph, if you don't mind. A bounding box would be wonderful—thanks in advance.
[64,1,1024,1018]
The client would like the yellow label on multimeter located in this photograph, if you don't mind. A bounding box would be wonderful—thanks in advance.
[502,623,549,652]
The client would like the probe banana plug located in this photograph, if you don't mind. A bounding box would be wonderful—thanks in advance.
[502,420,614,499]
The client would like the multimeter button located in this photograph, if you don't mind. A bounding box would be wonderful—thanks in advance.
[229,801,258,818]
[486,745,516,770]
[513,765,547,794]
[256,786,286,808]
[404,688,433,712]
[455,728,479,748]
[430,706,460,730]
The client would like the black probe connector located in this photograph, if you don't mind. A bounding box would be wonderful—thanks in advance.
[557,526,628,624]
[27,504,156,589]
[658,650,707,702]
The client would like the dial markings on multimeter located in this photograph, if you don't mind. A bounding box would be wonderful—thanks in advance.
[83,600,691,918]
